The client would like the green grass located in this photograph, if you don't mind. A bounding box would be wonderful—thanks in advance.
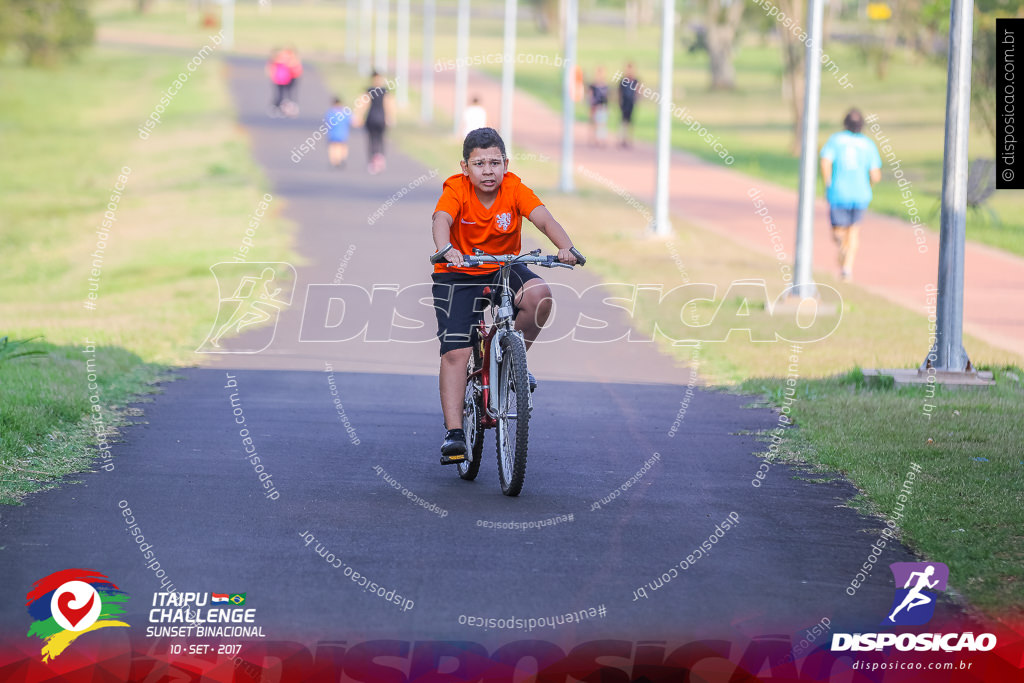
[315,33,1024,616]
[367,59,1024,615]
[97,0,1024,257]
[0,342,166,505]
[0,43,297,503]
[8,3,1022,616]
[486,28,1024,257]
[741,368,1024,619]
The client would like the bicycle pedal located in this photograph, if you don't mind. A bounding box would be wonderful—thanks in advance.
[439,454,467,466]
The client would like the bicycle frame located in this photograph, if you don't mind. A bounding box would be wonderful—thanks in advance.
[432,247,583,430]
[466,261,524,426]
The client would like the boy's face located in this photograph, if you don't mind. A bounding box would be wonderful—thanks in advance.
[461,146,508,195]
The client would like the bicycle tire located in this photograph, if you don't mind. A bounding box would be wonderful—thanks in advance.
[458,357,484,481]
[495,333,531,496]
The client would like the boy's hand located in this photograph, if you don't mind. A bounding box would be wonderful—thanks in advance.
[444,248,465,267]
[556,247,577,265]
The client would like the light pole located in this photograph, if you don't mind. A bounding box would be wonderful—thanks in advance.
[358,0,372,77]
[421,0,435,123]
[500,0,518,152]
[375,0,389,74]
[453,0,470,137]
[346,0,357,63]
[793,0,824,299]
[650,0,676,236]
[926,0,975,372]
[221,0,235,50]
[558,0,578,192]
[396,0,409,106]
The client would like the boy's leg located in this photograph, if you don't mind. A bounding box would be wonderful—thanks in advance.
[439,348,472,429]
[513,278,553,350]
[432,277,489,455]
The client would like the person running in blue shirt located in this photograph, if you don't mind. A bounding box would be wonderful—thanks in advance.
[820,109,882,282]
[325,97,352,169]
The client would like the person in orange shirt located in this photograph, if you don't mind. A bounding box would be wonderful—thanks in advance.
[431,128,579,461]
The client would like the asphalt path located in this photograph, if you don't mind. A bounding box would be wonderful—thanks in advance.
[0,56,968,660]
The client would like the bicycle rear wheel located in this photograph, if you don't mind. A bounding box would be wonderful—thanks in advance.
[495,333,531,496]
[458,358,484,481]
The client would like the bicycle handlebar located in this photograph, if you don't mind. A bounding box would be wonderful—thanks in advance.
[429,247,587,269]
[429,244,452,265]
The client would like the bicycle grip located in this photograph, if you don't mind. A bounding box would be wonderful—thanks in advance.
[570,247,587,266]
[430,244,452,265]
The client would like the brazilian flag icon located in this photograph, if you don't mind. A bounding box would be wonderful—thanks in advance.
[229,593,246,605]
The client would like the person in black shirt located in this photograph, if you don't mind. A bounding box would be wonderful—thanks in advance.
[589,67,610,146]
[618,62,640,148]
[358,71,396,175]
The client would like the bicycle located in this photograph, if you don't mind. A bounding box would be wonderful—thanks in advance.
[429,247,586,496]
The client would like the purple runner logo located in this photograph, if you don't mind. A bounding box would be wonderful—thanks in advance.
[884,562,948,626]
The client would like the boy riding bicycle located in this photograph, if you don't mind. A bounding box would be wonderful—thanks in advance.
[431,128,579,463]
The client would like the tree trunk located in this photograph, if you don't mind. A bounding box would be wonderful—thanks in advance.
[777,0,807,155]
[530,0,556,34]
[706,35,736,90]
[704,0,745,91]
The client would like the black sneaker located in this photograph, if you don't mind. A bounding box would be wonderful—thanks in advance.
[439,428,467,465]
[527,372,538,392]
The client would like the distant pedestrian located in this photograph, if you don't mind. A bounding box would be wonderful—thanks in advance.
[589,67,610,146]
[820,108,882,282]
[266,48,293,117]
[618,62,640,148]
[463,95,487,137]
[283,47,303,115]
[355,72,396,175]
[326,97,352,169]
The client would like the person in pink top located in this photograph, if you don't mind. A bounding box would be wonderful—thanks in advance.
[266,48,294,117]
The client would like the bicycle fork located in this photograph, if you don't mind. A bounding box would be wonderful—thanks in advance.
[487,328,533,418]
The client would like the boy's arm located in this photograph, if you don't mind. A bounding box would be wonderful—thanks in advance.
[432,210,462,266]
[527,205,577,265]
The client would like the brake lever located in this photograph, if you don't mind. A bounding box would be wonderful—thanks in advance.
[542,255,573,269]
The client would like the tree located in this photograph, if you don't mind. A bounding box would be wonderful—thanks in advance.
[0,0,94,66]
[770,0,841,153]
[702,0,745,90]
[912,0,1024,141]
[528,0,558,34]
[775,0,806,155]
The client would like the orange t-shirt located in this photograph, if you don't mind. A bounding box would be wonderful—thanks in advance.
[433,172,543,274]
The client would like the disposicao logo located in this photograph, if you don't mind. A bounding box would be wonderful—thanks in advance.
[26,569,130,662]
[831,562,996,653]
[885,561,948,626]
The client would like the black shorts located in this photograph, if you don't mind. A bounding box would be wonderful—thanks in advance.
[621,102,634,123]
[431,264,541,355]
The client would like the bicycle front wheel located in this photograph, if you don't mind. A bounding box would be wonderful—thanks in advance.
[458,357,484,481]
[495,333,531,496]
